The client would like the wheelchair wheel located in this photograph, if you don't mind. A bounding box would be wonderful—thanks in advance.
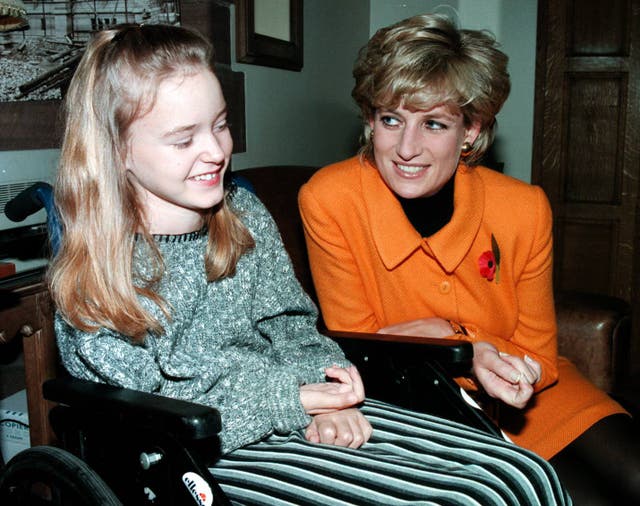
[0,446,121,506]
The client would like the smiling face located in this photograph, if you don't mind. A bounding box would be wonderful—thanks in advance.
[125,67,232,234]
[369,103,480,199]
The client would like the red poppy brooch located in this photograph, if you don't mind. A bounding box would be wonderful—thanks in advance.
[479,234,501,283]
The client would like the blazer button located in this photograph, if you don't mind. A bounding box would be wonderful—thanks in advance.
[439,281,451,294]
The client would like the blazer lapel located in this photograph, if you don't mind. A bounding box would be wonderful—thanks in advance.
[360,160,423,270]
[426,165,484,274]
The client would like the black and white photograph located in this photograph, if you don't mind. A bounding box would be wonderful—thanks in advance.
[0,0,180,102]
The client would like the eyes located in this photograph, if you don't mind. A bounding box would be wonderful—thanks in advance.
[213,118,229,133]
[174,139,193,149]
[379,113,448,132]
[380,115,400,127]
[173,118,230,150]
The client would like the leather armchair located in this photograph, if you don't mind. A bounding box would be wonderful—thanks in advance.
[555,291,630,394]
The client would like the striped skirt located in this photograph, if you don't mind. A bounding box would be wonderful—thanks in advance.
[211,399,571,505]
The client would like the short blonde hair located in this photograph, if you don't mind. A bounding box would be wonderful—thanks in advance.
[352,14,510,165]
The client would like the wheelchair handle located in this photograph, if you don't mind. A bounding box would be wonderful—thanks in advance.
[4,181,61,255]
[4,182,52,222]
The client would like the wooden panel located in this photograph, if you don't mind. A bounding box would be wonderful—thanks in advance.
[180,0,231,64]
[0,291,39,343]
[181,1,246,152]
[0,281,57,447]
[216,64,247,153]
[556,218,618,294]
[0,100,63,151]
[535,0,640,378]
[564,74,625,203]
[567,0,630,55]
[23,326,58,447]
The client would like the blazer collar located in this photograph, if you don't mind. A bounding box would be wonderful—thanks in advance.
[363,161,485,273]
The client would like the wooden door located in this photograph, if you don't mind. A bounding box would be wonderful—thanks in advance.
[532,0,640,367]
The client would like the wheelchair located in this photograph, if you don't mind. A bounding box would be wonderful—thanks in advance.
[0,177,499,505]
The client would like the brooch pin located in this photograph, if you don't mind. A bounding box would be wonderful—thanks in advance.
[479,234,501,283]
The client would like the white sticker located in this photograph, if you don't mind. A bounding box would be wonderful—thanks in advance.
[182,472,213,506]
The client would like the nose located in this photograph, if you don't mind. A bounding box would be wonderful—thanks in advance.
[201,132,226,163]
[396,124,422,160]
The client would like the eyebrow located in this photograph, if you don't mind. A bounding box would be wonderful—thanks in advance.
[162,124,196,139]
[380,108,457,121]
[161,107,228,139]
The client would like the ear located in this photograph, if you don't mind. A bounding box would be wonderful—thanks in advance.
[465,121,482,145]
[367,115,375,131]
[123,141,134,172]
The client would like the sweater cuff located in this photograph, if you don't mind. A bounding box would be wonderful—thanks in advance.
[270,375,311,434]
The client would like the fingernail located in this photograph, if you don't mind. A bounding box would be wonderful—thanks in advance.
[499,351,510,357]
[524,355,533,363]
[511,372,522,383]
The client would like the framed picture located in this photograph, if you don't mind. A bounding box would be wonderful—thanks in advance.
[236,0,303,71]
[0,0,182,151]
[0,0,245,152]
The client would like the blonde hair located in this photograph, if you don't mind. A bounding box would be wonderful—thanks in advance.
[352,14,510,165]
[49,24,254,341]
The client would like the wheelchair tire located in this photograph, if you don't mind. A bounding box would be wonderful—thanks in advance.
[0,446,122,506]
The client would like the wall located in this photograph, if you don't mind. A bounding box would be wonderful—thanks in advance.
[0,150,59,186]
[369,0,538,183]
[230,0,370,171]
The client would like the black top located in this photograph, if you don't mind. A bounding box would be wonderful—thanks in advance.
[397,174,455,238]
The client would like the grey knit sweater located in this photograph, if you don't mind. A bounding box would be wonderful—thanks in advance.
[55,187,349,454]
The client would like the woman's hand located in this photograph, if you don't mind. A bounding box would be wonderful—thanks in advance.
[300,365,365,414]
[305,408,372,448]
[378,317,455,338]
[472,341,541,409]
[378,318,542,408]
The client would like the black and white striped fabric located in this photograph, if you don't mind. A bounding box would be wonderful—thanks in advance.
[212,399,571,505]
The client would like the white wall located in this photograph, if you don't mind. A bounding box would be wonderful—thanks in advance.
[0,148,59,192]
[230,0,370,171]
[496,0,538,183]
[0,149,59,181]
[369,0,538,183]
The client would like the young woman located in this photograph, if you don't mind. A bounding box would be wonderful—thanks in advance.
[50,23,571,505]
[299,13,639,505]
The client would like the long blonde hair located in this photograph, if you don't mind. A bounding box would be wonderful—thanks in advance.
[49,24,254,341]
[352,14,511,165]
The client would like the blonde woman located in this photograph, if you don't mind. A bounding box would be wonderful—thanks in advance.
[300,13,639,505]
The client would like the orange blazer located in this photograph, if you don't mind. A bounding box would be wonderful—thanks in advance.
[299,156,626,459]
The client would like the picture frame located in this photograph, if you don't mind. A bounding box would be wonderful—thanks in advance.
[236,0,303,71]
[0,0,245,152]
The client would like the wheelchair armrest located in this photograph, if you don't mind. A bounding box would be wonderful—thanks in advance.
[324,330,501,436]
[43,376,221,441]
[326,329,473,370]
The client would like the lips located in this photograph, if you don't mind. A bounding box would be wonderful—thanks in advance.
[395,162,428,177]
[190,171,221,184]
